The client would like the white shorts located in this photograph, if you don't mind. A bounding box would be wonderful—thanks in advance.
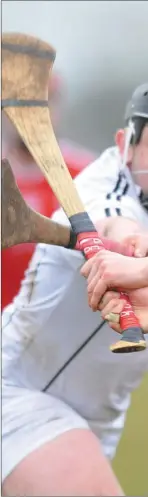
[2,382,89,483]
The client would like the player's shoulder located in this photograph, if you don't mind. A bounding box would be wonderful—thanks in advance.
[97,146,120,165]
[96,146,121,175]
[75,146,121,184]
[91,145,120,167]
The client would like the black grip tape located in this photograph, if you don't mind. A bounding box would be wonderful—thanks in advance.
[2,42,56,61]
[67,230,77,249]
[69,212,96,235]
[2,99,48,108]
[121,327,144,343]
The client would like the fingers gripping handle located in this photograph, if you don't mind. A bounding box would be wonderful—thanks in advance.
[78,233,146,352]
[69,212,146,354]
[75,235,134,257]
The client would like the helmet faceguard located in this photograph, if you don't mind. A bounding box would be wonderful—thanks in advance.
[122,83,148,168]
[122,84,148,210]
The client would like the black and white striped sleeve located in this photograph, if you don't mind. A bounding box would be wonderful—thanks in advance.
[51,147,139,225]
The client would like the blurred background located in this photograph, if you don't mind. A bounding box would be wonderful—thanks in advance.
[2,1,148,495]
[2,0,148,152]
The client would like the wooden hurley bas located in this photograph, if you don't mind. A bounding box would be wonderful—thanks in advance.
[2,158,74,250]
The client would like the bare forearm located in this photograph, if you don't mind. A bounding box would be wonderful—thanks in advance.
[143,258,148,286]
[96,217,140,244]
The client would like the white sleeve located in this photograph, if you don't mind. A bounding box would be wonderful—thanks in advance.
[51,147,119,224]
[2,245,76,361]
[51,147,139,226]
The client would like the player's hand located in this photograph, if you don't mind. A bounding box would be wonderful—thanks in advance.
[123,231,148,257]
[97,288,148,334]
[80,251,148,311]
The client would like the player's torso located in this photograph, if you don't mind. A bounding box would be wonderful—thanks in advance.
[2,147,148,451]
[69,146,148,229]
[2,245,148,445]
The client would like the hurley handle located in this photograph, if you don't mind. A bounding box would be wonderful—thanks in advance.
[69,212,146,354]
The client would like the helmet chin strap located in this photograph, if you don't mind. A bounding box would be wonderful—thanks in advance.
[121,121,148,202]
[132,170,148,175]
[121,120,135,169]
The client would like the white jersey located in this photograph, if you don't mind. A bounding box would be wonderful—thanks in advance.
[2,146,148,460]
[52,145,148,228]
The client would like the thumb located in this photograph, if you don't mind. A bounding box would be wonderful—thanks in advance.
[134,239,147,257]
[123,234,147,258]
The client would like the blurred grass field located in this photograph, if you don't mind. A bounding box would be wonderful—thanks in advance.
[112,373,148,496]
